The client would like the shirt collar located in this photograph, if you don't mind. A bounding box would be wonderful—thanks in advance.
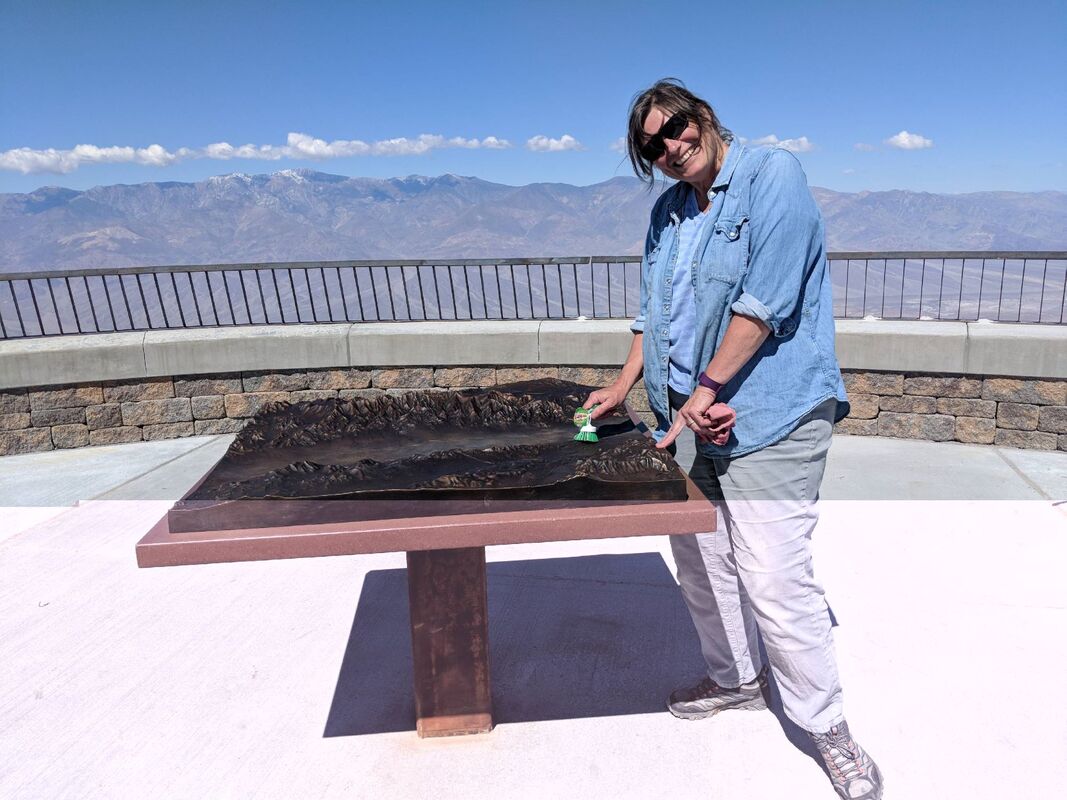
[711,138,743,191]
[665,138,744,219]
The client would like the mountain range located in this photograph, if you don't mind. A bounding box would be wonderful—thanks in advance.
[2,169,1065,272]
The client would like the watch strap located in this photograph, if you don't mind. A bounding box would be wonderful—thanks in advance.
[697,373,723,394]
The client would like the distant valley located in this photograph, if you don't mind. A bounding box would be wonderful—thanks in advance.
[1,169,1065,272]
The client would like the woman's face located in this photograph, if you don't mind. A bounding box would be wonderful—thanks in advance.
[641,105,717,185]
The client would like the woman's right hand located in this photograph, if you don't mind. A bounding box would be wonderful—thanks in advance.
[581,383,629,420]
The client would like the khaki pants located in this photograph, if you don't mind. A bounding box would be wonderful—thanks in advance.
[668,391,844,733]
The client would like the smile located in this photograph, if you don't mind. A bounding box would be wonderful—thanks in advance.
[672,145,698,168]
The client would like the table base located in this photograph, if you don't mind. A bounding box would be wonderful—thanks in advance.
[406,546,493,737]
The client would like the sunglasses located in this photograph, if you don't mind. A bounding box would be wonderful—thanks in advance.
[638,111,690,162]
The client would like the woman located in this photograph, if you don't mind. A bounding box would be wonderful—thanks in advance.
[583,79,883,799]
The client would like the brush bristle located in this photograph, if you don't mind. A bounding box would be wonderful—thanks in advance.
[573,429,599,443]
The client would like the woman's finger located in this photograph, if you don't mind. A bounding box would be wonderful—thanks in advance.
[687,409,714,430]
[589,395,619,419]
[655,414,686,449]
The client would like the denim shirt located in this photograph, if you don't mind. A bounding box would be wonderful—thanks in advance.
[630,142,850,458]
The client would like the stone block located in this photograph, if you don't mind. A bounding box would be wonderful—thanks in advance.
[385,387,447,396]
[903,376,982,398]
[224,392,290,417]
[495,367,559,384]
[52,424,90,449]
[0,428,53,455]
[242,371,309,392]
[1060,434,1067,452]
[338,389,386,401]
[86,403,123,430]
[627,383,650,412]
[996,403,1040,431]
[1037,406,1067,434]
[981,378,1066,406]
[142,422,195,441]
[635,410,658,430]
[28,386,103,410]
[30,407,86,427]
[121,398,193,427]
[834,417,878,436]
[290,390,339,402]
[350,321,539,367]
[0,412,30,430]
[371,368,433,389]
[879,395,937,414]
[835,320,968,374]
[0,390,29,413]
[955,417,996,444]
[89,427,143,446]
[877,412,955,441]
[538,320,633,365]
[306,368,372,390]
[144,324,349,376]
[0,331,148,390]
[173,376,243,397]
[936,398,996,418]
[848,394,880,420]
[102,378,174,403]
[434,367,496,388]
[843,372,904,396]
[190,395,225,420]
[967,323,1067,378]
[558,367,621,389]
[194,418,247,435]
[994,429,1058,451]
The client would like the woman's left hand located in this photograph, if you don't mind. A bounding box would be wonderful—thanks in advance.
[656,387,736,449]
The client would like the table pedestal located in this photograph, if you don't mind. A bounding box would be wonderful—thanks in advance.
[406,546,493,737]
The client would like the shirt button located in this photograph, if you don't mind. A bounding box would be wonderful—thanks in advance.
[727,229,739,240]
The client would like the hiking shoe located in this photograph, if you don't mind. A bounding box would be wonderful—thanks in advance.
[810,720,884,799]
[667,667,768,720]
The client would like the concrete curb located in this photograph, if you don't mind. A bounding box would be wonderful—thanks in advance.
[2,319,1066,390]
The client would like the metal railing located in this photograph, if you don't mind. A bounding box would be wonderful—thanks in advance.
[1,252,1064,339]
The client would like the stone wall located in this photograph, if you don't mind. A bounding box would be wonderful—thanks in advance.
[2,365,1065,457]
[836,373,1067,449]
[0,367,643,456]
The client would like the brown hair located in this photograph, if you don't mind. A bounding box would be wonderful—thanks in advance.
[626,78,732,186]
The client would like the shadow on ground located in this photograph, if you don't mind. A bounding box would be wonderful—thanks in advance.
[324,553,710,736]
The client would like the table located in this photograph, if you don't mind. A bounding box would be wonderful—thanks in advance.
[137,482,715,737]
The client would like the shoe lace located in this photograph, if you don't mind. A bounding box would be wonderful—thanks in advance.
[815,727,863,781]
[693,676,722,697]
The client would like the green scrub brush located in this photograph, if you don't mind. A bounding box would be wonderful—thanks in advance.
[572,404,599,443]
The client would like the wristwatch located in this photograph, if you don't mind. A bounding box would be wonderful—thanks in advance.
[697,373,724,394]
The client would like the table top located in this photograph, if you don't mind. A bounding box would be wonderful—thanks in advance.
[136,476,716,568]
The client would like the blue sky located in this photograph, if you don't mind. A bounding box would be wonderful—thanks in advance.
[2,0,1064,194]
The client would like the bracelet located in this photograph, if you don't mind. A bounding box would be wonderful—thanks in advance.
[697,373,724,394]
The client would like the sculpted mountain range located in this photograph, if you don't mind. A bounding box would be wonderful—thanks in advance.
[1,169,1065,271]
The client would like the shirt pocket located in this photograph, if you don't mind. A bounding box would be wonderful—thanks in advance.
[703,216,749,285]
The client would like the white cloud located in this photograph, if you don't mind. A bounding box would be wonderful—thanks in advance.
[526,134,584,152]
[743,134,815,153]
[885,130,933,150]
[609,137,626,153]
[842,168,856,175]
[0,132,514,174]
[854,142,876,152]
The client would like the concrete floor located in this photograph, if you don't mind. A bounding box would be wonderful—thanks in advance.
[1,434,1064,799]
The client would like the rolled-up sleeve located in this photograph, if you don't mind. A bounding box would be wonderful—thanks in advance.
[731,149,821,338]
